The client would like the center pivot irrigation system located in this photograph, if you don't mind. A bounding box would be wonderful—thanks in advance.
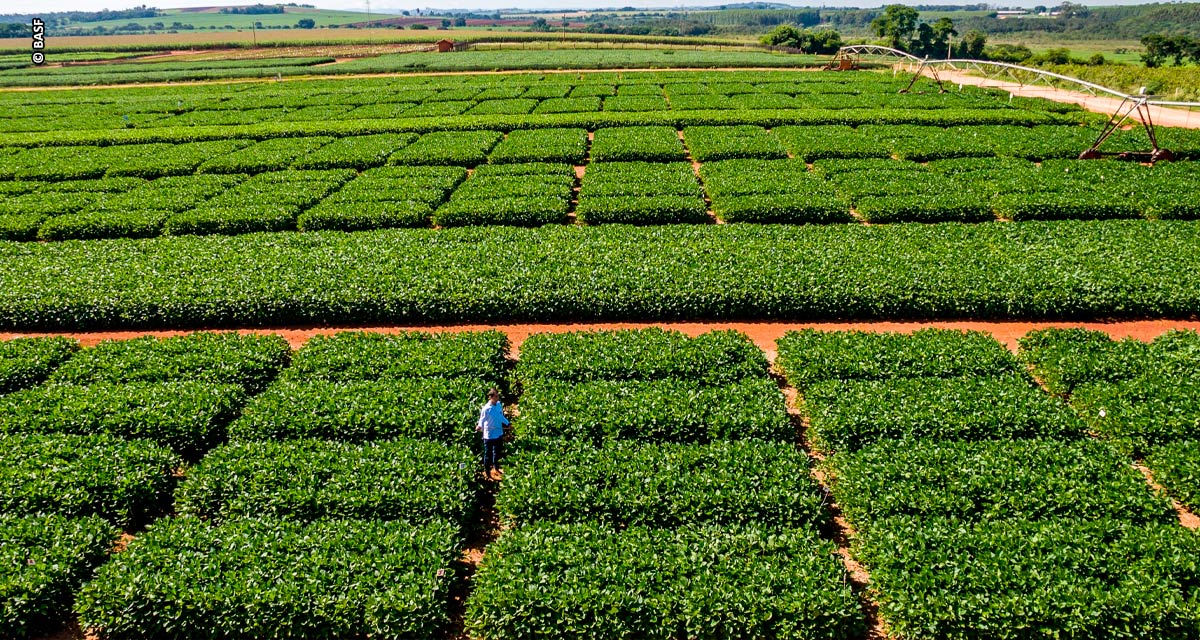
[827,44,1200,163]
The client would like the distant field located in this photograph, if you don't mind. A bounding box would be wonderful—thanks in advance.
[60,7,379,30]
[8,29,743,52]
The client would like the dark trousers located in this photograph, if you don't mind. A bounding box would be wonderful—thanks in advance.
[482,437,503,471]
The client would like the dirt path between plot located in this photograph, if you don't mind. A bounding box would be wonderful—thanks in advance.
[6,318,1198,359]
[931,68,1200,129]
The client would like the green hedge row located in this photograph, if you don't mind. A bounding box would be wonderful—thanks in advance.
[76,517,460,640]
[826,438,1173,532]
[176,439,479,531]
[50,332,290,394]
[858,519,1200,640]
[497,440,825,529]
[2,514,116,640]
[0,434,179,528]
[465,523,864,640]
[803,375,1083,453]
[0,382,245,460]
[776,328,1022,389]
[0,337,78,394]
[517,378,790,445]
[282,330,509,385]
[517,328,766,385]
[230,378,485,447]
[5,222,1200,330]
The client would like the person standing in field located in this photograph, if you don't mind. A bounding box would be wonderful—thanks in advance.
[477,387,509,478]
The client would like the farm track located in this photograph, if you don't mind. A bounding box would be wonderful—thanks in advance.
[930,68,1200,129]
[9,318,1199,357]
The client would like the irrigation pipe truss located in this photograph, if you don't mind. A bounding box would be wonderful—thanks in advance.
[830,45,1200,161]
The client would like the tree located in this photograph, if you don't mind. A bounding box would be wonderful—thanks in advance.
[870,4,919,50]
[1142,33,1168,68]
[759,24,843,55]
[959,29,986,59]
[295,18,315,28]
[529,17,550,32]
[453,16,466,27]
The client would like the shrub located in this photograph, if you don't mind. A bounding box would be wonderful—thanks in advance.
[466,523,864,640]
[826,438,1173,532]
[0,337,78,394]
[0,433,179,528]
[2,514,116,640]
[0,382,245,460]
[498,440,825,528]
[75,517,460,640]
[803,375,1083,453]
[517,328,767,385]
[51,332,290,393]
[777,328,1022,389]
[176,438,479,530]
[229,378,485,447]
[517,378,790,445]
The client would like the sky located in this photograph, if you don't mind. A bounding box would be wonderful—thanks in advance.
[5,0,1176,15]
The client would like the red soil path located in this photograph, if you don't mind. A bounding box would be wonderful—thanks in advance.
[6,318,1199,358]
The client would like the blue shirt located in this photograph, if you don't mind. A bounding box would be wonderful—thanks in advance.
[478,401,509,440]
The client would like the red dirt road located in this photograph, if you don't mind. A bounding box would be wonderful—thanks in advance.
[933,68,1200,129]
[4,319,1199,358]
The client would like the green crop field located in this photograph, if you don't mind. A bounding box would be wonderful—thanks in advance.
[59,7,378,31]
[2,59,1200,640]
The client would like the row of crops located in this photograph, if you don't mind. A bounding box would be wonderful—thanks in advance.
[0,71,1020,133]
[1,129,1198,240]
[0,50,834,89]
[4,220,1200,329]
[3,326,1199,638]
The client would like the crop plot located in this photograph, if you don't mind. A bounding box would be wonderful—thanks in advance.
[468,327,862,639]
[300,164,464,231]
[575,161,707,224]
[589,126,685,162]
[700,159,851,223]
[2,515,116,640]
[389,130,503,166]
[782,328,1200,639]
[435,163,573,227]
[682,125,788,162]
[75,518,462,640]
